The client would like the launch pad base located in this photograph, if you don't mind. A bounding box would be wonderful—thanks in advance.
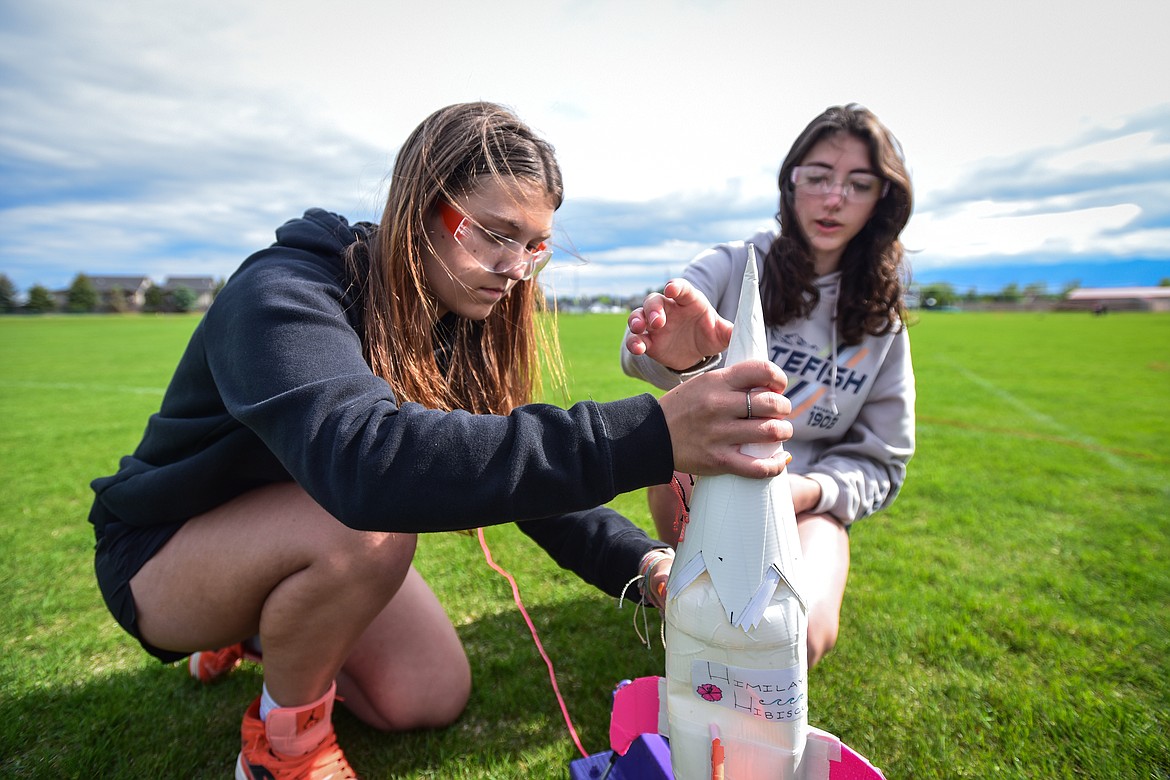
[568,730,887,779]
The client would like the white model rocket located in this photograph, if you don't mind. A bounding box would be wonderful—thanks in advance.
[608,247,885,779]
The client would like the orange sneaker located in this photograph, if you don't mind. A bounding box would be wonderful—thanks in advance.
[188,644,244,683]
[235,684,357,780]
[188,640,262,684]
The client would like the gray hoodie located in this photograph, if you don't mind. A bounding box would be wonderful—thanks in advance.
[621,228,916,526]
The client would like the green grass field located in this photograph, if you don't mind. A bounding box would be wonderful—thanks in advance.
[1,311,1167,778]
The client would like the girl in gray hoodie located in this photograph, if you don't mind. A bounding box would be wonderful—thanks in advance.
[622,104,916,667]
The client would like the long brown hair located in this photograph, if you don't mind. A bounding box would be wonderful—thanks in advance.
[762,104,913,345]
[347,102,564,414]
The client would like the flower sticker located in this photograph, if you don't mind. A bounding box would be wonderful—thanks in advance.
[696,683,723,702]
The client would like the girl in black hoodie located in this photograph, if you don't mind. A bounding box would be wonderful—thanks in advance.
[90,101,792,778]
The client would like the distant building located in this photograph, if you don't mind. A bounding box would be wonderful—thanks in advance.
[54,275,153,311]
[1060,286,1170,313]
[163,276,218,310]
[50,274,219,312]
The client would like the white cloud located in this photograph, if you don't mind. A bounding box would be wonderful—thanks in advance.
[2,0,1170,295]
[909,201,1143,262]
[1044,132,1170,174]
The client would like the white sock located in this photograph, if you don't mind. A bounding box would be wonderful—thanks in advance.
[259,683,281,722]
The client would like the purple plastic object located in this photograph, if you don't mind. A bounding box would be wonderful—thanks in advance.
[568,734,674,780]
[567,750,614,780]
[624,733,673,777]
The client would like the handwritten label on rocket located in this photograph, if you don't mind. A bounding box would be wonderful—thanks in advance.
[690,660,807,723]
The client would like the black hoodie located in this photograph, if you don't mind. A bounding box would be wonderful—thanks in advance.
[89,209,672,598]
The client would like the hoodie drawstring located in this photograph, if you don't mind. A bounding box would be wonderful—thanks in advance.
[827,277,841,416]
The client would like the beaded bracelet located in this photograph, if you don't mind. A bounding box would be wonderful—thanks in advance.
[637,547,676,604]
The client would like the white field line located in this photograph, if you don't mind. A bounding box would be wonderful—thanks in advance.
[0,380,166,396]
[943,360,1131,473]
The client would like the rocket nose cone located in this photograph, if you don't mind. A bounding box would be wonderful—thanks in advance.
[726,245,768,365]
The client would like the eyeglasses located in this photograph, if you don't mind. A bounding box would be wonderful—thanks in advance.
[437,203,553,281]
[790,165,889,203]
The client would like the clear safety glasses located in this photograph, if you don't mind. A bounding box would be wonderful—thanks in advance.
[438,203,554,281]
[790,165,890,203]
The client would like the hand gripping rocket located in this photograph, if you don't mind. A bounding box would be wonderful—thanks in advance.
[608,247,886,780]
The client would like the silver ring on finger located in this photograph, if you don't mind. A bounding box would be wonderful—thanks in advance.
[745,390,753,420]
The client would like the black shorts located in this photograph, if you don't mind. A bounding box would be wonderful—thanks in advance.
[93,520,189,664]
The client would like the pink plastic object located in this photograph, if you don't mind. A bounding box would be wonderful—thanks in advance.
[610,676,662,755]
[829,741,887,779]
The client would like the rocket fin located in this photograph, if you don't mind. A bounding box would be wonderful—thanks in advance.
[667,549,707,599]
[609,676,665,756]
[829,741,887,779]
[736,565,782,630]
[797,727,888,779]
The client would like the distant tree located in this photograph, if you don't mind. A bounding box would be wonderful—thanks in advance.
[998,282,1021,303]
[144,284,165,313]
[964,287,979,303]
[0,274,16,313]
[67,273,98,313]
[1023,281,1048,301]
[1061,280,1082,296]
[918,282,957,308]
[1160,278,1170,287]
[25,284,56,313]
[171,286,197,313]
[107,286,130,313]
[214,277,227,297]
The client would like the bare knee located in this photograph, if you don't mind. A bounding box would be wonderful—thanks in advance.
[369,658,471,732]
[797,513,849,667]
[807,614,840,667]
[334,565,471,732]
[322,528,417,596]
[419,659,472,729]
[281,485,417,594]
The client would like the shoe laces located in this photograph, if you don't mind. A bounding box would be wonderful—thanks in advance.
[248,729,357,780]
[200,644,243,675]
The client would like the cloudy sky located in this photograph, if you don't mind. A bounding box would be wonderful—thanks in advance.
[2,0,1168,298]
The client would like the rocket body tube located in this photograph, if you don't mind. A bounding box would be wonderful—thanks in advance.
[665,565,808,778]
